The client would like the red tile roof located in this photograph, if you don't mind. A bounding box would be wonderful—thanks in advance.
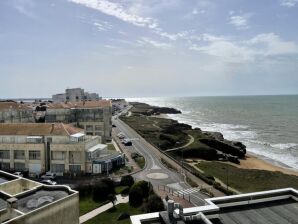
[0,123,83,136]
[47,100,111,109]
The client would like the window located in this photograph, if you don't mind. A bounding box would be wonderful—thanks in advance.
[69,165,81,173]
[14,163,25,171]
[95,125,102,131]
[86,125,93,131]
[0,162,10,171]
[14,150,25,159]
[29,151,40,160]
[0,150,10,159]
[51,151,65,160]
[51,164,65,173]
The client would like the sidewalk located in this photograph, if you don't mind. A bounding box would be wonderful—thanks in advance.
[79,195,129,224]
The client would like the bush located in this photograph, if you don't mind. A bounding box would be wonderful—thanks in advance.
[77,184,93,197]
[120,186,130,195]
[129,185,143,207]
[120,175,135,187]
[145,194,164,212]
[92,179,115,202]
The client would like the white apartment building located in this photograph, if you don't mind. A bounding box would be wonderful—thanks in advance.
[0,123,102,176]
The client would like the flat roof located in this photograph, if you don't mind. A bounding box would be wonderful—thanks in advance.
[71,133,85,138]
[87,143,107,152]
[17,189,70,213]
[210,199,298,224]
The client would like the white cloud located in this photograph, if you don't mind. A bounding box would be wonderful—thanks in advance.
[247,33,298,55]
[93,20,112,31]
[138,37,172,49]
[68,0,158,28]
[190,33,298,63]
[280,0,298,7]
[229,15,249,29]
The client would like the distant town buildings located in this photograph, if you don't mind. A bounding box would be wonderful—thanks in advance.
[0,123,123,176]
[52,88,101,102]
[0,101,34,123]
[0,170,79,224]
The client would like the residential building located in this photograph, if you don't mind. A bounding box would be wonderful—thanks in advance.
[0,101,34,123]
[52,88,101,103]
[0,170,79,224]
[0,123,123,176]
[45,100,112,142]
[130,188,298,224]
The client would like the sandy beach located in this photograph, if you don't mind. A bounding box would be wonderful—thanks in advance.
[228,153,298,176]
[154,113,298,176]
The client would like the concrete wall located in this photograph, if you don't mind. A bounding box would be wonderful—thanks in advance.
[0,143,45,173]
[0,179,41,196]
[7,192,79,224]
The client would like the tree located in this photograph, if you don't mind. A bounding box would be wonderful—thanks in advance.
[129,185,143,207]
[145,194,164,212]
[108,194,117,208]
[120,175,134,187]
[92,179,115,202]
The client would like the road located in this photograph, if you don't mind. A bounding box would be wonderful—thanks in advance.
[112,115,208,206]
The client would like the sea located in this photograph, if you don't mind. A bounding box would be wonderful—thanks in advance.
[126,95,298,170]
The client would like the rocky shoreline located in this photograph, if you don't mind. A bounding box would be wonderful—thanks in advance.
[125,102,247,164]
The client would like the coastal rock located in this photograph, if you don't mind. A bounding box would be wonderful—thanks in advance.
[200,138,246,159]
[130,102,181,116]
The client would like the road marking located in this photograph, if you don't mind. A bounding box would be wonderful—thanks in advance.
[175,188,199,195]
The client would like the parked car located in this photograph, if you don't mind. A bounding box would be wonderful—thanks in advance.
[41,172,56,180]
[13,172,23,177]
[117,132,125,139]
[112,124,116,127]
[122,139,132,146]
[41,179,57,185]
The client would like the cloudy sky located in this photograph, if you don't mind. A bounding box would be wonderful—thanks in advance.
[1,0,298,98]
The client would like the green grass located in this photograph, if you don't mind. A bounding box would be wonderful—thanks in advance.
[135,157,145,169]
[107,143,116,151]
[84,203,143,224]
[115,186,129,194]
[79,196,107,216]
[196,161,298,193]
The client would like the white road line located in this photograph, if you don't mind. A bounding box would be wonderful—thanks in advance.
[177,188,199,195]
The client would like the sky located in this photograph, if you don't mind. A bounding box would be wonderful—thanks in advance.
[0,0,298,98]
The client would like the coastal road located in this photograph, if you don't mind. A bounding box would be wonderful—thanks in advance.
[112,115,208,206]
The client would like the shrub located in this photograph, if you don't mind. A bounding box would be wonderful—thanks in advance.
[92,179,115,202]
[129,185,143,207]
[145,194,164,212]
[120,175,134,187]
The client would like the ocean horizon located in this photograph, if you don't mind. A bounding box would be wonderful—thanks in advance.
[126,95,298,170]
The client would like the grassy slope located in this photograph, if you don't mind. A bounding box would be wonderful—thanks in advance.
[79,197,107,216]
[121,115,188,150]
[196,161,298,193]
[84,203,143,224]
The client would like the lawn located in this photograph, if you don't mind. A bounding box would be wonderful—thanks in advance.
[79,196,107,216]
[107,143,116,151]
[196,161,298,193]
[84,203,143,224]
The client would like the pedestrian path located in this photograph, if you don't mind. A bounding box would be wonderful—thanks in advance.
[79,195,129,224]
[174,187,200,196]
